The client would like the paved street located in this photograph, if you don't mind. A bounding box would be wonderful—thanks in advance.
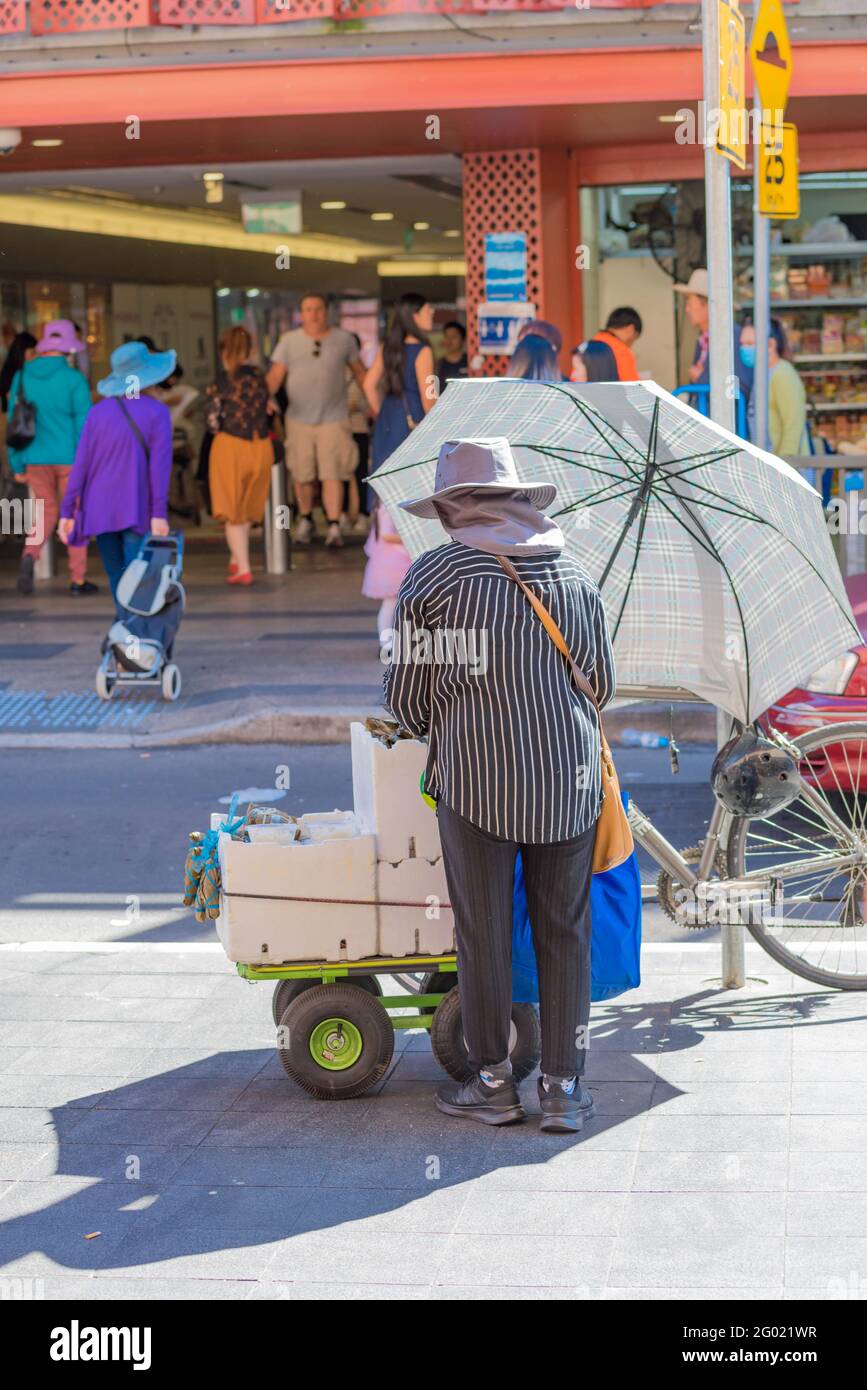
[0,535,715,748]
[3,743,867,1300]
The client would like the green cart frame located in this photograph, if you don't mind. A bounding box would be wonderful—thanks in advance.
[236,954,541,1100]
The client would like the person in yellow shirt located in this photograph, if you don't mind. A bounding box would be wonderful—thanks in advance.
[740,317,808,456]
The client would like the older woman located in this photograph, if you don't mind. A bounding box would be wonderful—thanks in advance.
[383,438,615,1134]
[57,338,174,615]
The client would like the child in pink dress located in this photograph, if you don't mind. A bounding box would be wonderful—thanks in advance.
[361,501,412,641]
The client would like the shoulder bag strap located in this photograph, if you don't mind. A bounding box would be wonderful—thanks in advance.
[116,397,150,461]
[496,554,603,719]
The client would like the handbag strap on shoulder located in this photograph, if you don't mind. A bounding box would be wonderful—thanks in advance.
[116,397,150,461]
[496,554,601,718]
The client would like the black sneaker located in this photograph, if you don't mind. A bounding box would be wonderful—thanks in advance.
[435,1072,526,1126]
[538,1076,595,1134]
[69,580,99,595]
[16,553,34,596]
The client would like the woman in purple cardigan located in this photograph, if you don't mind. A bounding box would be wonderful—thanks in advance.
[58,340,175,616]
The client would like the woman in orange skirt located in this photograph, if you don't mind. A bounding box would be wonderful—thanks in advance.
[208,326,274,585]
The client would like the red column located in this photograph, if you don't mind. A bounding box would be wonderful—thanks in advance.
[462,147,580,378]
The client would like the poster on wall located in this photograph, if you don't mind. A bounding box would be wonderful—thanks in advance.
[484,232,528,303]
[477,301,536,356]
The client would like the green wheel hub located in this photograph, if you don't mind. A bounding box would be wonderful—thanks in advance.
[308,1017,363,1071]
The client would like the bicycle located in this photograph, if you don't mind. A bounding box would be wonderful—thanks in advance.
[622,697,867,990]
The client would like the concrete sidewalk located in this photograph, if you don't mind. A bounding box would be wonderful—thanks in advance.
[0,529,715,749]
[0,939,862,1300]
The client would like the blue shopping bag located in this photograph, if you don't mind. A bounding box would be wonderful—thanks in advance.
[511,796,642,1004]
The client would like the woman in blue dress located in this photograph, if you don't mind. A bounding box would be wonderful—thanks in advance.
[364,292,436,469]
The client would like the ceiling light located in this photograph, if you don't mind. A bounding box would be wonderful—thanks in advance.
[202,171,224,206]
[321,200,347,210]
[32,138,63,147]
[370,212,395,221]
[202,171,224,181]
[443,229,461,238]
[216,287,231,297]
[0,194,363,263]
[413,221,430,231]
[246,288,260,298]
[657,114,684,124]
[378,258,466,277]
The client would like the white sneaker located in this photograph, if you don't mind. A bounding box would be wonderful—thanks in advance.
[294,516,314,544]
[325,522,344,548]
[339,511,350,533]
[351,515,370,535]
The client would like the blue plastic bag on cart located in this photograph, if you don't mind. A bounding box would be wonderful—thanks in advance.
[511,795,642,1004]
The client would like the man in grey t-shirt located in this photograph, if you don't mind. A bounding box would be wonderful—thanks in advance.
[267,292,366,547]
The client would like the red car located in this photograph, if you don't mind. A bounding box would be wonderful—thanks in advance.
[761,573,867,790]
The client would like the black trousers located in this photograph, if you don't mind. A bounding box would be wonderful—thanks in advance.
[436,800,596,1078]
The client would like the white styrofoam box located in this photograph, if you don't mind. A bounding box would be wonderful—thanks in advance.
[219,832,377,902]
[216,895,379,965]
[376,858,456,957]
[350,722,441,863]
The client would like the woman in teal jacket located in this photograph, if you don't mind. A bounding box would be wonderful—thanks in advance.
[8,319,94,596]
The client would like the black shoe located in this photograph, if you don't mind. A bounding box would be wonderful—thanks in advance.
[435,1072,526,1126]
[538,1076,595,1134]
[16,553,35,596]
[69,580,99,595]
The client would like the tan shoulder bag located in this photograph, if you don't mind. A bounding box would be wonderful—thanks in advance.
[498,555,633,874]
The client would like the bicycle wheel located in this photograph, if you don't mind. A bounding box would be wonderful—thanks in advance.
[727,720,867,988]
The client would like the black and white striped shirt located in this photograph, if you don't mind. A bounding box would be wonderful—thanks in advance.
[382,542,616,844]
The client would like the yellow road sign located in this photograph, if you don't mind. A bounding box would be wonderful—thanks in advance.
[758,122,800,219]
[717,0,747,170]
[750,0,793,119]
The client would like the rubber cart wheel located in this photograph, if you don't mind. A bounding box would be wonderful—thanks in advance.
[271,973,381,1027]
[95,666,115,700]
[277,983,394,1100]
[416,970,457,1016]
[161,663,182,702]
[430,988,541,1083]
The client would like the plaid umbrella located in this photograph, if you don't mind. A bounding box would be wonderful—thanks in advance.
[369,378,859,723]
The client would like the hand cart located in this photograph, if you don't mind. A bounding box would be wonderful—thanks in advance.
[237,952,542,1100]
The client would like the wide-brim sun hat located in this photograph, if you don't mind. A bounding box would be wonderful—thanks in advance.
[35,319,86,355]
[98,339,177,398]
[673,267,709,298]
[399,437,557,519]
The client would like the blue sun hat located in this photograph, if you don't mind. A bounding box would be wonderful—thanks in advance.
[97,339,177,398]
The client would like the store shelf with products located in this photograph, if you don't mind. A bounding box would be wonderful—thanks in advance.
[734,242,867,453]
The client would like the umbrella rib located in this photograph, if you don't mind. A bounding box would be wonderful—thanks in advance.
[541,383,648,466]
[599,400,662,592]
[656,485,753,720]
[611,471,654,642]
[650,477,861,645]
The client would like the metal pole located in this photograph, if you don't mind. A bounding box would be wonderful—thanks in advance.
[702,0,736,436]
[702,0,744,988]
[34,538,54,580]
[752,103,771,452]
[263,461,289,575]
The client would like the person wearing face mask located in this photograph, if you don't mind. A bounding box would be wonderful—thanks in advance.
[740,317,807,456]
[383,438,615,1134]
